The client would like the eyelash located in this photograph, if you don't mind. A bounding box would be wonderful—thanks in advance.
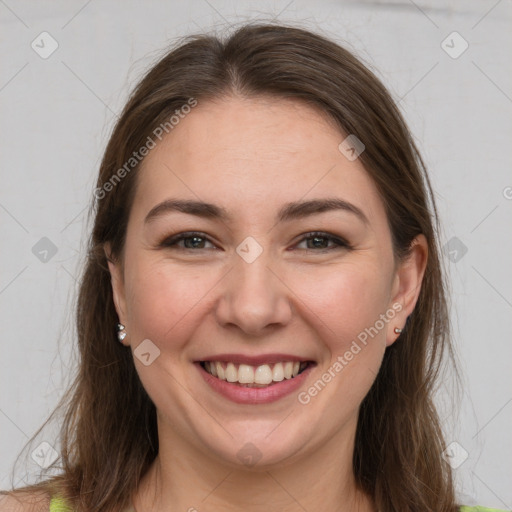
[160,231,351,253]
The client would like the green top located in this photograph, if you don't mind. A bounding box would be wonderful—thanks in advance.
[49,495,73,512]
[460,509,510,512]
[49,495,507,512]
[49,495,135,511]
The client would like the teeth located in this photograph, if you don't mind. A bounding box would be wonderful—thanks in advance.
[272,362,284,382]
[254,364,273,385]
[204,360,307,385]
[284,361,293,379]
[225,362,238,382]
[238,364,254,383]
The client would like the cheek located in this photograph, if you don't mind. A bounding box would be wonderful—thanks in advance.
[293,260,393,349]
[123,258,220,349]
[293,263,392,416]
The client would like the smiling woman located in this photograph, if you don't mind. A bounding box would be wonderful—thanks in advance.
[0,22,504,512]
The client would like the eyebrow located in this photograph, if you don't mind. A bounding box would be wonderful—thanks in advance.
[144,197,369,225]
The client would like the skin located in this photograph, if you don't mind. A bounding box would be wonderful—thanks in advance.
[106,95,427,512]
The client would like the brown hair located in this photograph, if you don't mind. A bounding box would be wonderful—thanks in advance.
[2,22,460,512]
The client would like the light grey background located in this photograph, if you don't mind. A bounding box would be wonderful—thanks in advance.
[1,0,511,508]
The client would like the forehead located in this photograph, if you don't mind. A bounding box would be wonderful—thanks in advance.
[131,95,386,226]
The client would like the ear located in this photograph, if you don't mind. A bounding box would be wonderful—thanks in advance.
[104,242,128,333]
[386,234,428,347]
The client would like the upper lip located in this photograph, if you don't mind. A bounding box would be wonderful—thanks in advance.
[196,353,315,366]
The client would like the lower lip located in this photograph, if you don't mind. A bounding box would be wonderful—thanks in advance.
[196,362,315,404]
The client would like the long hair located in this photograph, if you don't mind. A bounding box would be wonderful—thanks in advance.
[2,22,460,512]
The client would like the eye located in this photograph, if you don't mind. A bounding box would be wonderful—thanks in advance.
[294,231,350,252]
[160,231,216,250]
[159,230,350,252]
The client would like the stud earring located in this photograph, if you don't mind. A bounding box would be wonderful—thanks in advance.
[394,327,403,334]
[117,323,127,342]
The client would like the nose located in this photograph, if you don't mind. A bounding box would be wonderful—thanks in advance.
[214,250,292,336]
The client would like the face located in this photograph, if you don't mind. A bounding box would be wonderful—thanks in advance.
[107,95,426,469]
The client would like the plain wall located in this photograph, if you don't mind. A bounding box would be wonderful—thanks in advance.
[1,0,511,508]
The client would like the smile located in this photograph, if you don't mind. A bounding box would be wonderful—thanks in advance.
[196,356,316,404]
[200,361,310,387]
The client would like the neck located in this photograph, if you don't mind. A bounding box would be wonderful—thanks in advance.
[133,415,375,512]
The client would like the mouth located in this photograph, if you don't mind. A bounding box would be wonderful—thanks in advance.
[199,360,313,388]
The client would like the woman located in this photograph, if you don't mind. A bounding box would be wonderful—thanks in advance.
[0,22,504,512]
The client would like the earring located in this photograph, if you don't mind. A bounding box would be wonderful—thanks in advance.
[394,327,403,334]
[117,323,127,342]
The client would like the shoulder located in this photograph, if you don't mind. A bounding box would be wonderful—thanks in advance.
[0,491,51,512]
